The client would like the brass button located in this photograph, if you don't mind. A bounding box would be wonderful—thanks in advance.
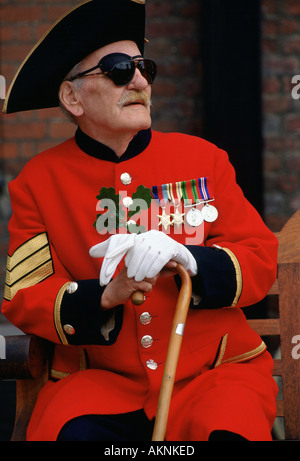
[123,196,133,208]
[66,282,78,294]
[120,172,132,185]
[140,312,152,325]
[63,324,75,335]
[141,335,153,348]
[146,359,158,370]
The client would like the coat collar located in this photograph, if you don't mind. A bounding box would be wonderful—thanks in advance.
[75,127,152,163]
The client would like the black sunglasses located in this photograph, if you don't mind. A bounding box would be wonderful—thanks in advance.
[68,52,157,86]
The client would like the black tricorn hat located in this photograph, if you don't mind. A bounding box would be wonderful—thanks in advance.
[3,0,146,114]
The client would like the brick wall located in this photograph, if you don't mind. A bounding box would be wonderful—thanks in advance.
[0,0,300,303]
[262,0,300,230]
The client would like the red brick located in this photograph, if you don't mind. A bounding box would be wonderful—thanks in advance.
[265,215,287,233]
[279,19,299,34]
[263,19,279,36]
[264,56,298,74]
[180,2,200,18]
[287,155,300,172]
[17,25,33,43]
[284,37,300,54]
[150,20,196,39]
[3,122,47,140]
[35,23,55,41]
[0,63,19,82]
[264,155,283,171]
[289,194,300,211]
[37,107,64,120]
[278,175,299,193]
[263,77,281,94]
[263,95,291,114]
[151,79,178,97]
[0,6,43,23]
[49,121,75,139]
[262,0,280,15]
[45,5,73,21]
[37,141,57,153]
[285,115,300,133]
[264,137,297,152]
[2,44,33,62]
[0,143,18,159]
[286,0,300,15]
[0,26,15,43]
[178,39,200,57]
[262,38,279,54]
[20,142,36,159]
[147,2,174,18]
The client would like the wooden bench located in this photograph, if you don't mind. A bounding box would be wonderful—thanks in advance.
[248,209,300,440]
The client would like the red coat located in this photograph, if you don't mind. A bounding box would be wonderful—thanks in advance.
[2,129,278,440]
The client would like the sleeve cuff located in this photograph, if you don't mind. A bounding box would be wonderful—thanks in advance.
[54,279,123,345]
[182,245,242,309]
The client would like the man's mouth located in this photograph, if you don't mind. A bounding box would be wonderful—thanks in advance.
[125,100,144,106]
[118,90,151,109]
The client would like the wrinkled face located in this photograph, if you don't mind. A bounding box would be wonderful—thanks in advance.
[72,40,152,139]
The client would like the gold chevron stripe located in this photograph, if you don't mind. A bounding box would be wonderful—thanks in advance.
[4,233,53,301]
[6,233,49,271]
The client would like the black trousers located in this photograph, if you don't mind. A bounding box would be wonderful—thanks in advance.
[56,410,247,441]
[57,410,155,441]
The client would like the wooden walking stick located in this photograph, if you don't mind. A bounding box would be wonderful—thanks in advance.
[131,263,192,441]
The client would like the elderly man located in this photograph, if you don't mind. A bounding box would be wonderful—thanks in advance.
[2,0,278,441]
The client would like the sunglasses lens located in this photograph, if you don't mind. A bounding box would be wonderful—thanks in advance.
[138,60,157,84]
[99,53,157,86]
[111,61,135,86]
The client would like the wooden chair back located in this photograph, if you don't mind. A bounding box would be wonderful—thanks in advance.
[248,209,300,440]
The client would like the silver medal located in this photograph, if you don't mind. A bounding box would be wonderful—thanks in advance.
[186,207,203,227]
[201,204,218,222]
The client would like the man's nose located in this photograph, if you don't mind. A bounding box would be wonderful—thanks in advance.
[127,65,149,90]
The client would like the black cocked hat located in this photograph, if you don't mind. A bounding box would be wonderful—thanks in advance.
[3,0,146,113]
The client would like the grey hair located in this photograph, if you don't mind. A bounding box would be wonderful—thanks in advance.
[59,62,84,124]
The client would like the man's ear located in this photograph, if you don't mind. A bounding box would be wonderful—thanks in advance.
[59,81,84,118]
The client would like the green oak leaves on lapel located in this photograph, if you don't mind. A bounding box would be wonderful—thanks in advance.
[94,185,152,234]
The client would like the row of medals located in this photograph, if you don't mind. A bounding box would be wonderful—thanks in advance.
[158,200,218,230]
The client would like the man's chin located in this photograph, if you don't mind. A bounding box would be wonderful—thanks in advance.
[121,109,151,130]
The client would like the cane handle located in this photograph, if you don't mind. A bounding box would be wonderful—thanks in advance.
[131,290,145,306]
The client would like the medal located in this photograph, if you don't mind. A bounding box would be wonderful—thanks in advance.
[168,182,185,227]
[181,177,218,226]
[158,208,172,230]
[170,206,185,227]
[201,203,218,222]
[152,184,172,230]
[186,207,203,227]
[152,177,218,230]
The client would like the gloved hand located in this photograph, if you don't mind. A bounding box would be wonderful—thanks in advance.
[125,230,198,281]
[89,234,136,286]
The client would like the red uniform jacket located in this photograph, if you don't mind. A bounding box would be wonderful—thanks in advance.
[2,129,278,440]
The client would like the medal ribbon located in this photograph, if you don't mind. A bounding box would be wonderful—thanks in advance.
[169,182,183,204]
[198,177,212,201]
[153,178,213,206]
[152,184,169,206]
[179,178,213,205]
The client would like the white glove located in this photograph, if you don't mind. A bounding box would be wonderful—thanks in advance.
[89,234,136,286]
[125,230,198,281]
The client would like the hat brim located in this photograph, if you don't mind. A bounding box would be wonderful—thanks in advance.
[3,0,146,113]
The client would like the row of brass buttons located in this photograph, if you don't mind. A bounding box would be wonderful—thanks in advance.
[122,172,158,371]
